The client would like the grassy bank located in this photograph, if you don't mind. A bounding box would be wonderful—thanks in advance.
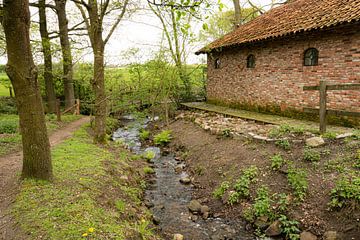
[12,126,158,239]
[0,114,82,156]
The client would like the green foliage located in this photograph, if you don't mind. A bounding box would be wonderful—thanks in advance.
[303,148,321,162]
[276,193,290,213]
[270,154,285,170]
[354,150,360,168]
[0,114,18,134]
[269,124,304,138]
[143,166,155,174]
[227,191,241,205]
[222,128,231,138]
[287,167,308,201]
[115,199,126,213]
[0,97,17,114]
[278,215,300,240]
[143,150,156,161]
[232,166,258,199]
[329,174,360,208]
[275,139,291,150]
[322,131,337,139]
[213,181,230,199]
[106,117,119,134]
[253,186,272,218]
[139,129,150,141]
[154,130,172,146]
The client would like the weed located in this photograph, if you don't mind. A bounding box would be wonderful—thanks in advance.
[242,206,255,222]
[227,191,241,205]
[329,174,360,209]
[269,124,304,138]
[303,148,321,162]
[139,129,150,141]
[143,150,156,161]
[213,181,230,199]
[278,215,300,240]
[0,117,18,134]
[194,165,205,176]
[323,131,337,140]
[287,167,308,201]
[154,130,172,146]
[253,186,272,218]
[233,166,258,198]
[324,158,345,173]
[222,128,232,138]
[115,199,126,213]
[106,117,119,134]
[275,139,291,150]
[270,154,285,170]
[276,193,290,213]
[143,166,155,174]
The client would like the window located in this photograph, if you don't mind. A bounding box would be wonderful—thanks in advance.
[214,58,221,69]
[304,48,318,66]
[247,54,255,68]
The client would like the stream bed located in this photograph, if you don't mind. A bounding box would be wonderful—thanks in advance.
[112,116,261,240]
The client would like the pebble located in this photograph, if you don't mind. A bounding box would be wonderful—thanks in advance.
[173,234,184,240]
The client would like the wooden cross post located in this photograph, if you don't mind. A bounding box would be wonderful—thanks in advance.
[319,80,327,134]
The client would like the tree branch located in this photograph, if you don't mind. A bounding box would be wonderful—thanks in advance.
[104,0,129,45]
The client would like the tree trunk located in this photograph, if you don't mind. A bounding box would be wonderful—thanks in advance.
[39,0,56,113]
[92,39,107,143]
[232,0,241,26]
[2,0,53,180]
[55,0,75,109]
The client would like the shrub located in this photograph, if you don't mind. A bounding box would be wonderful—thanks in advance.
[213,181,230,199]
[106,117,119,134]
[0,97,17,114]
[139,129,150,141]
[275,139,291,150]
[329,174,360,208]
[270,154,285,170]
[287,167,308,201]
[154,130,172,146]
[303,148,321,162]
[0,120,18,134]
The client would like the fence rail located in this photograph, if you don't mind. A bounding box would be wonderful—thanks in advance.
[303,81,360,133]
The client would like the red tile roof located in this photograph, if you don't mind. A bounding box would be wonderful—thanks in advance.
[196,0,360,54]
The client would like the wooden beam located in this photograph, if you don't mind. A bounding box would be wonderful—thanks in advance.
[304,83,360,91]
[319,80,327,133]
[303,85,319,91]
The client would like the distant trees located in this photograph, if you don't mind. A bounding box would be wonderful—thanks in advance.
[2,0,53,180]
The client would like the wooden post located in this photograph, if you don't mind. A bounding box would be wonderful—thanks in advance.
[75,99,80,115]
[319,80,327,134]
[56,99,61,122]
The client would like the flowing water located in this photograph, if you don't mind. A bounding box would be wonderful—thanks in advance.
[113,116,264,240]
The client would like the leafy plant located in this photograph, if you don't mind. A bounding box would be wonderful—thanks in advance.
[213,181,230,199]
[115,199,126,213]
[227,191,241,205]
[275,139,291,150]
[233,166,258,198]
[270,154,285,170]
[303,148,321,162]
[276,193,290,213]
[222,128,231,138]
[153,130,172,146]
[143,150,156,161]
[329,174,360,208]
[278,215,300,240]
[287,167,308,201]
[139,129,150,141]
[253,186,272,218]
[269,124,304,138]
[0,120,18,134]
[323,131,337,140]
[143,166,155,174]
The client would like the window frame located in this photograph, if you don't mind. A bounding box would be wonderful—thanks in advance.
[304,48,319,66]
[247,54,256,68]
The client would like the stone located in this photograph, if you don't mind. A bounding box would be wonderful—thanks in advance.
[173,234,184,240]
[300,231,317,240]
[200,205,210,214]
[179,177,191,184]
[188,200,202,213]
[191,214,198,221]
[323,231,337,240]
[202,212,209,220]
[336,132,354,139]
[152,215,161,225]
[254,216,270,230]
[265,220,281,237]
[306,137,325,147]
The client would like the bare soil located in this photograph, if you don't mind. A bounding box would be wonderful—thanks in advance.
[0,116,90,240]
[168,118,360,239]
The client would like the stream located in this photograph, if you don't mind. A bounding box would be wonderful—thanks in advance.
[112,116,262,240]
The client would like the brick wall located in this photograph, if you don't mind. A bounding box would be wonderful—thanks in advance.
[206,23,360,116]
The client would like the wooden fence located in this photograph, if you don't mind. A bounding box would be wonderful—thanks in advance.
[303,81,360,133]
[55,99,80,121]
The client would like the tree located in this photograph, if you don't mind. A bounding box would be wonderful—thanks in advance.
[39,0,57,113]
[55,0,76,109]
[1,0,53,180]
[74,0,130,143]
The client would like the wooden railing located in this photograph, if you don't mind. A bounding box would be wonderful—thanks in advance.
[55,99,80,121]
[303,81,360,133]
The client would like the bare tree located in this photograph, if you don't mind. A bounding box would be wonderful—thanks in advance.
[1,0,53,180]
[73,0,130,143]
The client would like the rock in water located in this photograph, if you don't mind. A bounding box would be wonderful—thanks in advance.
[306,137,325,147]
[173,234,184,240]
[300,231,317,240]
[188,200,202,213]
[265,220,281,237]
[179,177,191,184]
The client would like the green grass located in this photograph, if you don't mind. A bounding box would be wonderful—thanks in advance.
[0,83,9,96]
[12,126,158,240]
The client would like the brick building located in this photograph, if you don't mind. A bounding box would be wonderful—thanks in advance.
[196,0,360,120]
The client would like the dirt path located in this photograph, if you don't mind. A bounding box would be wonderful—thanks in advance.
[0,116,90,240]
